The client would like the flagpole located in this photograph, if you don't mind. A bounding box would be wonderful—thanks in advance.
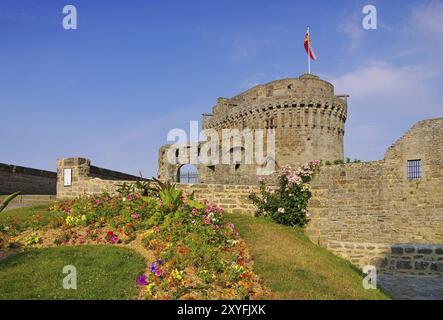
[307,26,311,74]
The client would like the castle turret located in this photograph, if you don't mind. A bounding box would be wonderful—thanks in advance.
[203,74,347,169]
[159,74,348,184]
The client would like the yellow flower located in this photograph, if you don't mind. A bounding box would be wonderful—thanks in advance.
[146,283,155,296]
[141,229,154,240]
[171,268,183,281]
[81,215,87,221]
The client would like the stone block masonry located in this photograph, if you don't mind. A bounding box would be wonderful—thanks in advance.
[56,158,146,199]
[326,241,443,275]
[306,118,443,246]
[0,163,56,195]
[56,157,258,215]
[177,183,258,215]
[158,74,347,185]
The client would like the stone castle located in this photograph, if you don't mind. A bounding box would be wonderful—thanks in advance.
[158,74,348,184]
[54,74,442,275]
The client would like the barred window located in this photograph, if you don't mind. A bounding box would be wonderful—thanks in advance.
[407,159,421,180]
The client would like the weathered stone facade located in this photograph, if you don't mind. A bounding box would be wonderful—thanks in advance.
[56,157,258,214]
[0,163,56,195]
[158,74,348,184]
[56,158,144,199]
[306,118,443,245]
[325,241,443,275]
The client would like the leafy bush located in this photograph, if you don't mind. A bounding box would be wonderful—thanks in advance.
[249,160,320,227]
[325,158,361,165]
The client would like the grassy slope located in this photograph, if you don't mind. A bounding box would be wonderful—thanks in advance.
[226,214,390,300]
[0,245,145,300]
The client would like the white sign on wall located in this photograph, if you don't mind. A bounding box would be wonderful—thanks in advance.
[64,168,72,187]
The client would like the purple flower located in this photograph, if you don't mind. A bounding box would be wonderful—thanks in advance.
[136,274,147,286]
[149,259,164,275]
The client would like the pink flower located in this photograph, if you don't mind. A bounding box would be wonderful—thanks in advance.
[131,213,140,220]
[111,235,119,244]
[155,269,163,277]
[266,186,277,194]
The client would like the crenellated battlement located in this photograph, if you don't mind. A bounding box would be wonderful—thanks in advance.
[204,74,347,132]
[159,73,348,185]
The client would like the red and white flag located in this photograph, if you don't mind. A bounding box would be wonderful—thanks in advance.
[304,28,316,61]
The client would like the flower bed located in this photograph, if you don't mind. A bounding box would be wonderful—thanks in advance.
[0,182,270,300]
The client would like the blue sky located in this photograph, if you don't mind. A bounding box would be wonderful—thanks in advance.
[1,0,442,176]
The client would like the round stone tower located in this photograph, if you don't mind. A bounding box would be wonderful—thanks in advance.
[203,73,347,169]
[158,73,348,184]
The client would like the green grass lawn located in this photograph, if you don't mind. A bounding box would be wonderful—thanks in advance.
[0,245,145,300]
[226,213,390,300]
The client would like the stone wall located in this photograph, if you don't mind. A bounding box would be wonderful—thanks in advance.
[56,158,144,199]
[56,157,258,214]
[326,241,443,275]
[0,163,56,195]
[0,194,56,211]
[177,183,258,215]
[306,118,443,246]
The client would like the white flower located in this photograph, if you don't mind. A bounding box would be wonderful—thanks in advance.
[278,207,285,213]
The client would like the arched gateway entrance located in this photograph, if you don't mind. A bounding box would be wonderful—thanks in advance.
[176,164,199,184]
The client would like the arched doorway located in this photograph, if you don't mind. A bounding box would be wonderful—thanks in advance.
[177,164,199,184]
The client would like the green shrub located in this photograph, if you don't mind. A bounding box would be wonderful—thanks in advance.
[249,160,320,227]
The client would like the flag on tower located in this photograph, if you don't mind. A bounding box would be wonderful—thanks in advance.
[304,27,316,61]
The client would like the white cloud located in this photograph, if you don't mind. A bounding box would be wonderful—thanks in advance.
[410,1,443,37]
[337,15,365,51]
[327,58,442,161]
[330,61,439,103]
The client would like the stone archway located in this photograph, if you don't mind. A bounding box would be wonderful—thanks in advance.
[177,164,199,184]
